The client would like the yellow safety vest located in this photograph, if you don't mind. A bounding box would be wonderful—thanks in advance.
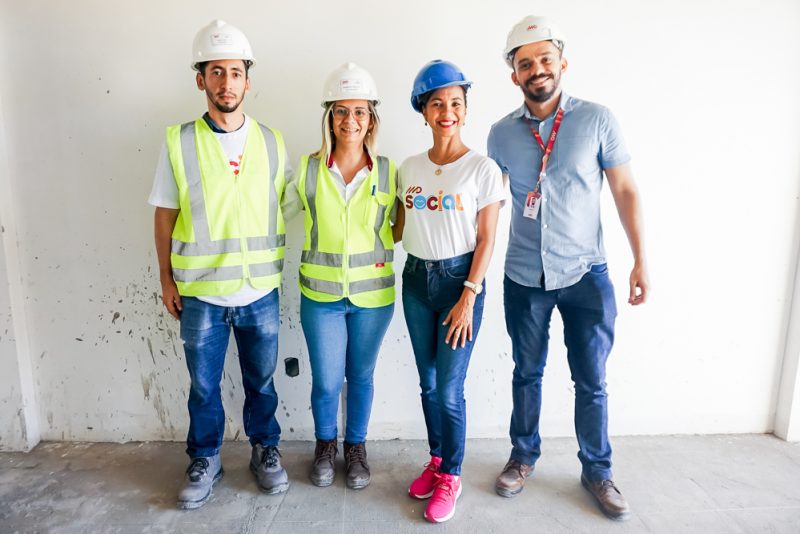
[166,118,286,296]
[297,155,396,308]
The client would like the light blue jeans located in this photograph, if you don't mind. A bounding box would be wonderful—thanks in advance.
[300,295,394,443]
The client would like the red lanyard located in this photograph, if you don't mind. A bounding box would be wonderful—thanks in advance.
[529,108,564,193]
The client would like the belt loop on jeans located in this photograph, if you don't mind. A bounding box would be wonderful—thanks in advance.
[407,251,474,271]
[406,254,420,271]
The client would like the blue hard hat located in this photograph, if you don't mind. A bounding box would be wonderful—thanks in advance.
[410,59,472,113]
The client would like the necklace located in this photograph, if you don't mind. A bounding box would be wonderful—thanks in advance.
[429,147,468,175]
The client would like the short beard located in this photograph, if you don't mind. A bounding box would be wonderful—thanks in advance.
[211,100,242,113]
[521,75,559,103]
[207,90,243,114]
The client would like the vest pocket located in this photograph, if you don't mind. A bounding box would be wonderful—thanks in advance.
[365,191,392,225]
[374,191,393,206]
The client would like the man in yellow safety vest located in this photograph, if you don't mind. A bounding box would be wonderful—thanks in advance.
[148,19,291,509]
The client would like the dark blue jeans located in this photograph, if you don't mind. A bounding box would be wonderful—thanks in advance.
[402,252,485,476]
[504,265,617,481]
[180,291,281,458]
[300,295,394,443]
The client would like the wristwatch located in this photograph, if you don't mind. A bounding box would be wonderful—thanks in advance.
[463,280,483,295]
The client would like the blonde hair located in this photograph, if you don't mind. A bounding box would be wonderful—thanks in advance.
[314,101,381,161]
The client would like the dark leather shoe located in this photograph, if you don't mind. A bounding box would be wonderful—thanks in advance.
[344,442,370,489]
[310,439,338,487]
[581,474,631,521]
[495,458,534,497]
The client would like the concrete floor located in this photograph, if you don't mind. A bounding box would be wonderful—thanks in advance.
[1,435,799,533]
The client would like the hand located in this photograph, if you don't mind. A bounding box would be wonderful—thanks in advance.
[161,279,183,319]
[628,263,649,305]
[443,291,475,350]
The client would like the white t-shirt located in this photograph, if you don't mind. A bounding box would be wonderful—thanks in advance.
[398,150,505,260]
[148,114,292,307]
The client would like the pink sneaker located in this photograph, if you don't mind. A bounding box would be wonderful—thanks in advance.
[408,456,442,499]
[424,473,462,523]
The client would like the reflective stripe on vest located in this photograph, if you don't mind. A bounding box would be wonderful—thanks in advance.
[171,120,284,285]
[298,272,396,296]
[301,156,394,296]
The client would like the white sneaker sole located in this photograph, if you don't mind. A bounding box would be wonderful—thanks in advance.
[409,488,434,499]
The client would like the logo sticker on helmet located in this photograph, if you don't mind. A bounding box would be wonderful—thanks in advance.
[210,32,234,46]
[340,79,364,93]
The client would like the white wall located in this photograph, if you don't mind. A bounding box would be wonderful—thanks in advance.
[0,84,39,451]
[0,238,26,450]
[1,0,799,449]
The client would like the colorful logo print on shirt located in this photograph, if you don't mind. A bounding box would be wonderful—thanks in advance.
[229,154,243,175]
[404,186,464,211]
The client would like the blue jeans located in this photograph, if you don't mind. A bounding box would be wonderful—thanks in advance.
[300,295,394,443]
[180,291,281,458]
[402,252,485,476]
[504,264,617,481]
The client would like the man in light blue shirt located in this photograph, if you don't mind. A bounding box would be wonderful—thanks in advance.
[488,16,648,521]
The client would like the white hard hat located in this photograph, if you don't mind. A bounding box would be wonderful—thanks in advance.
[321,62,380,107]
[503,16,566,67]
[191,20,255,71]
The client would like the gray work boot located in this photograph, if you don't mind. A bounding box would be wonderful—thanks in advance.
[344,441,370,489]
[177,455,223,510]
[250,444,290,494]
[309,439,338,487]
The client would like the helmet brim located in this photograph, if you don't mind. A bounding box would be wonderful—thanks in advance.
[410,80,472,113]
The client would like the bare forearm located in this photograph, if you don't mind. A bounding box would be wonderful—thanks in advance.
[614,188,646,265]
[468,236,495,286]
[154,208,179,281]
[392,201,405,243]
[606,164,649,304]
[606,164,646,265]
[443,202,501,348]
[467,203,501,285]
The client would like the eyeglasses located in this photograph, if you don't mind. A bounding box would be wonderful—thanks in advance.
[332,106,371,120]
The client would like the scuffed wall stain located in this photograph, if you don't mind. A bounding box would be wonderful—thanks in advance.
[141,375,151,401]
[1,298,27,449]
[146,338,155,365]
[27,222,510,444]
[79,275,383,441]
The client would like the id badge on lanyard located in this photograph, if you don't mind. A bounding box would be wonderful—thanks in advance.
[524,191,541,219]
[524,108,564,220]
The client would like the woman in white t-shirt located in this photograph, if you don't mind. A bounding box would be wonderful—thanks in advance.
[394,60,504,523]
[282,63,397,491]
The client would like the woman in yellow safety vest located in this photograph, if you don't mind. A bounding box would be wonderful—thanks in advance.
[282,63,396,490]
[393,60,505,523]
